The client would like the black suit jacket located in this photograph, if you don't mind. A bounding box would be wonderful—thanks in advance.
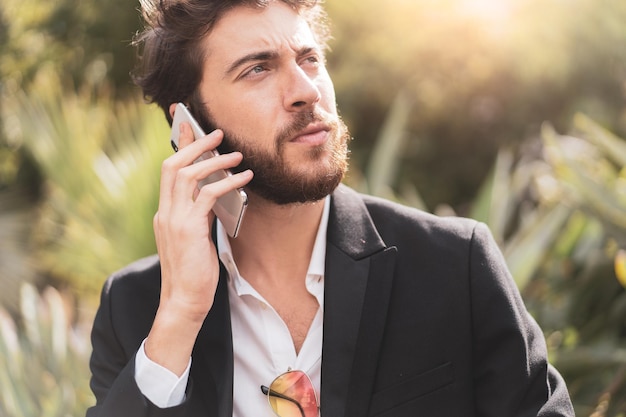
[87,185,574,416]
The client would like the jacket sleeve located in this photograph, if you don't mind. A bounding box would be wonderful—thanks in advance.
[86,275,192,417]
[469,222,574,416]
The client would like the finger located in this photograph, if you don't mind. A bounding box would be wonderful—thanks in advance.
[153,212,160,247]
[171,151,245,209]
[159,130,225,211]
[177,122,195,149]
[192,169,253,214]
[171,129,225,169]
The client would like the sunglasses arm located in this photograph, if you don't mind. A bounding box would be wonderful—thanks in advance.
[260,385,306,417]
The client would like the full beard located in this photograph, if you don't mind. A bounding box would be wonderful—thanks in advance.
[194,105,351,205]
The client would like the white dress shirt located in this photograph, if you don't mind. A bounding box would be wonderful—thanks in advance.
[135,197,329,416]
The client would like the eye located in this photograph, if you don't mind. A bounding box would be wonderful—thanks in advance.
[299,49,327,72]
[302,55,321,67]
[306,55,319,63]
[241,64,268,79]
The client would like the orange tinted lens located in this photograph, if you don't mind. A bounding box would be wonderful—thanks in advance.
[267,371,319,417]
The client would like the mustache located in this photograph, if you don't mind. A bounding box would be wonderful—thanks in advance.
[217,109,341,164]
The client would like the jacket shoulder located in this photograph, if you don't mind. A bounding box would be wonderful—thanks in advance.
[98,254,162,333]
[104,254,161,290]
[358,192,479,245]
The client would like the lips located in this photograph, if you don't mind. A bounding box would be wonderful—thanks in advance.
[290,122,330,145]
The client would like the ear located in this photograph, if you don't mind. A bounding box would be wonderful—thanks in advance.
[168,103,178,120]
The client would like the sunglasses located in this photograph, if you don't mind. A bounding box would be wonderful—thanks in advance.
[260,369,320,417]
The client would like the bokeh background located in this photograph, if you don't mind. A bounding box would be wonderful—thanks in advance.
[1,0,626,415]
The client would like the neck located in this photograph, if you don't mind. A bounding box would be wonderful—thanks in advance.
[227,191,327,287]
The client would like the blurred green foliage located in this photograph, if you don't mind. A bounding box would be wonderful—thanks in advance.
[537,116,626,416]
[3,74,170,300]
[0,284,93,416]
[0,0,139,94]
[327,0,626,208]
[1,0,626,415]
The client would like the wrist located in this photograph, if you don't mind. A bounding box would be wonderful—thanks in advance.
[145,302,206,376]
[159,295,213,325]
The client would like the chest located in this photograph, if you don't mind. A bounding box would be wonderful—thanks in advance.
[228,283,324,417]
[273,294,320,353]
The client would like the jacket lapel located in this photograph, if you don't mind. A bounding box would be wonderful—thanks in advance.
[321,185,397,417]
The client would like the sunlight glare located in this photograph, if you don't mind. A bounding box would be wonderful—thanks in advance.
[455,0,517,34]
[458,0,515,19]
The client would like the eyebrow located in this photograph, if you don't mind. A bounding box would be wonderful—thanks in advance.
[224,46,320,78]
[224,51,278,77]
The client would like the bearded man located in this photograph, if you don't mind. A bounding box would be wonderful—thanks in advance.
[86,1,574,416]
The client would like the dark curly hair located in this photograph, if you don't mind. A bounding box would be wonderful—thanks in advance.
[131,0,331,123]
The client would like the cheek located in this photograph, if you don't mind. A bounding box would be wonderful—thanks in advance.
[212,95,273,136]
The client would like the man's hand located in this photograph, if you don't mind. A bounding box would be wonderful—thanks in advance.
[146,122,253,376]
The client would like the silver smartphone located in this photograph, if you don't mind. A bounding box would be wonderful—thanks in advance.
[170,102,248,238]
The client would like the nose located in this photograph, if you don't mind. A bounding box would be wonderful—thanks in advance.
[282,64,321,112]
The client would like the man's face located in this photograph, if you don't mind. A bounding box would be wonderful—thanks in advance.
[194,1,350,205]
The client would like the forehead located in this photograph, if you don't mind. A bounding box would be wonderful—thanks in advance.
[205,2,318,61]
